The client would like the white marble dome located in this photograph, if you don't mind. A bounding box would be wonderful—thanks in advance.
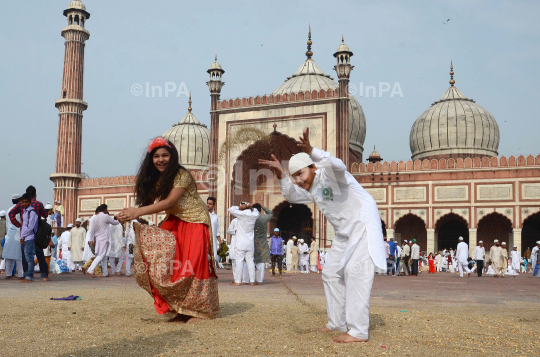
[162,99,210,169]
[410,82,499,160]
[271,58,366,156]
[68,0,86,11]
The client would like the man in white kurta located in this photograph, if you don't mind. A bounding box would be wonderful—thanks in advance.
[309,238,319,273]
[298,239,310,273]
[68,219,86,270]
[286,236,296,273]
[87,210,120,277]
[124,220,136,276]
[228,203,259,285]
[82,215,96,263]
[531,242,540,275]
[490,240,503,277]
[510,245,521,277]
[473,241,486,277]
[108,217,125,275]
[500,242,509,277]
[59,225,74,271]
[227,218,239,282]
[261,132,386,343]
[2,202,24,278]
[455,237,471,277]
[207,198,221,267]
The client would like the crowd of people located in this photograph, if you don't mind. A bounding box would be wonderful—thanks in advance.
[382,236,540,278]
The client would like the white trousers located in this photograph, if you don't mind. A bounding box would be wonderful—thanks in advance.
[109,253,124,274]
[458,261,471,277]
[0,259,5,270]
[5,259,24,277]
[255,262,265,283]
[234,249,255,284]
[322,231,374,340]
[63,251,74,271]
[88,251,107,276]
[242,262,249,283]
[310,265,318,272]
[125,257,134,276]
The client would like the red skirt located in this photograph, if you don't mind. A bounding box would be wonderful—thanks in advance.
[428,260,436,273]
[134,215,220,319]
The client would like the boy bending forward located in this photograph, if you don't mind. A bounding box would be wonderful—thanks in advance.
[259,128,386,343]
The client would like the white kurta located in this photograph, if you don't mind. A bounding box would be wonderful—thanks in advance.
[108,223,124,258]
[227,218,238,261]
[125,220,136,259]
[456,242,469,265]
[490,246,503,272]
[210,212,220,262]
[298,243,309,267]
[228,206,259,284]
[88,212,119,256]
[510,250,521,272]
[309,240,319,266]
[82,215,96,262]
[286,239,294,271]
[68,227,86,262]
[2,206,22,260]
[59,231,73,269]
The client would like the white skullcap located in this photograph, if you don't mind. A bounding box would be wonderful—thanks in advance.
[12,194,21,200]
[404,240,408,243]
[479,241,483,243]
[299,239,304,243]
[0,210,6,217]
[44,204,53,210]
[288,152,313,175]
[501,242,506,245]
[76,218,82,222]
[494,239,499,243]
[537,241,540,244]
[67,224,73,228]
[292,236,297,239]
[513,245,517,248]
[458,236,464,241]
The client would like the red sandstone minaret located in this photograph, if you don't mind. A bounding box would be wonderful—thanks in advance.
[207,56,225,197]
[50,1,90,225]
[334,35,354,167]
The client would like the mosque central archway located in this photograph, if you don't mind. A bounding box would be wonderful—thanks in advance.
[394,214,427,251]
[435,213,469,252]
[273,201,314,243]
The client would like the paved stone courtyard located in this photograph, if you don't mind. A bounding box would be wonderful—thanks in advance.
[1,268,539,356]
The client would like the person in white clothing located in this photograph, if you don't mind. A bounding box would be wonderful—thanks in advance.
[124,219,137,276]
[2,195,24,279]
[259,128,386,343]
[86,205,120,278]
[227,218,239,282]
[455,237,471,278]
[530,242,539,276]
[207,197,221,268]
[473,241,486,277]
[82,213,97,263]
[108,216,125,276]
[228,202,259,285]
[286,236,296,273]
[298,239,310,273]
[68,218,86,271]
[59,224,74,271]
[510,245,521,277]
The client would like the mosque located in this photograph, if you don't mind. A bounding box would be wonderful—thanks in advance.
[52,1,540,256]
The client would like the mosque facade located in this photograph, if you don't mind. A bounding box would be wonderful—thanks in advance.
[51,1,540,256]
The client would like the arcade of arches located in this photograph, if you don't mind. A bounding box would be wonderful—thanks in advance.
[394,214,427,251]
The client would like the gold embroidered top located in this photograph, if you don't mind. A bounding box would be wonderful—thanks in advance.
[165,169,211,227]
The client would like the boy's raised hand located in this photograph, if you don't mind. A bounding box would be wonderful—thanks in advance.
[258,154,284,179]
[298,128,313,155]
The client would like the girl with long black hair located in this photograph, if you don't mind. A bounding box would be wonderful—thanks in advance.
[118,137,219,322]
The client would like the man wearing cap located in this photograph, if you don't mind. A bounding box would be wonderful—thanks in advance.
[387,237,398,276]
[252,204,273,284]
[400,240,410,276]
[259,128,386,343]
[490,240,503,278]
[286,236,296,273]
[410,239,420,276]
[229,202,259,285]
[3,195,24,279]
[510,246,521,277]
[298,238,310,273]
[500,242,508,278]
[59,224,75,271]
[455,237,471,278]
[309,237,319,273]
[473,241,486,277]
[68,218,87,272]
[270,228,283,276]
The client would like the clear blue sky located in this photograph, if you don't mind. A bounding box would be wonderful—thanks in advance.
[1,0,539,211]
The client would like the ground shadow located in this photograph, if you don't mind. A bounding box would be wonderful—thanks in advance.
[56,330,191,357]
[219,302,255,318]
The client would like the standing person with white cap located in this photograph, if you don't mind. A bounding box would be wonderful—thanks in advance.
[309,237,319,273]
[68,218,86,271]
[510,246,521,277]
[285,236,296,273]
[87,204,120,278]
[474,241,486,277]
[59,224,74,271]
[228,202,259,286]
[489,240,503,277]
[401,240,410,276]
[259,128,386,343]
[269,228,283,276]
[107,216,125,276]
[500,242,508,278]
[297,238,310,273]
[2,195,23,279]
[455,237,471,278]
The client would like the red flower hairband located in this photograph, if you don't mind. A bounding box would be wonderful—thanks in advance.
[148,137,172,153]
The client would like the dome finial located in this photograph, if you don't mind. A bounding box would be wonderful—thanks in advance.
[306,25,313,59]
[342,35,344,43]
[449,60,455,87]
[188,92,192,113]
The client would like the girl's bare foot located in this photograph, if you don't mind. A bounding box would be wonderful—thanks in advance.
[333,333,368,343]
